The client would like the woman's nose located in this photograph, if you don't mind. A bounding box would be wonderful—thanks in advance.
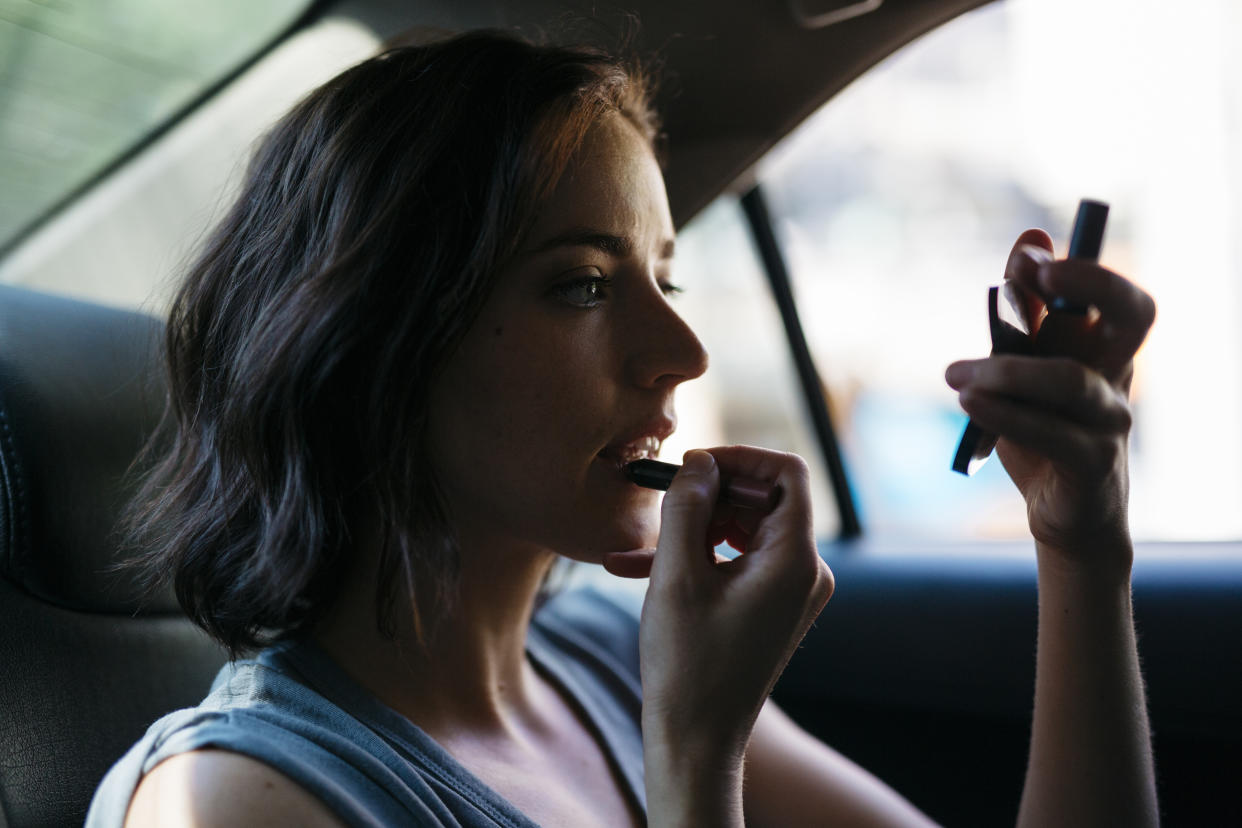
[624,292,709,389]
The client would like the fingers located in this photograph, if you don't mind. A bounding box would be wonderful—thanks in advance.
[699,444,802,491]
[703,445,815,566]
[1004,231,1054,288]
[651,450,721,583]
[652,446,816,586]
[947,354,1132,475]
[946,355,1132,432]
[602,549,654,579]
[698,445,809,524]
[603,545,734,579]
[956,388,1127,478]
[1035,260,1156,376]
[1008,228,1055,260]
[1004,231,1055,332]
[1001,229,1156,383]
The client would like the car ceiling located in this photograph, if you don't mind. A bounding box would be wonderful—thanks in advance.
[330,0,993,227]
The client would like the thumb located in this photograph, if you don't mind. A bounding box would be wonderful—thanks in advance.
[652,450,720,583]
[602,549,655,579]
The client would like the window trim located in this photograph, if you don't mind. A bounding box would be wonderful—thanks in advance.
[740,184,862,538]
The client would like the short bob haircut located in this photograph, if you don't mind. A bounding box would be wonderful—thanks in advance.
[128,30,659,657]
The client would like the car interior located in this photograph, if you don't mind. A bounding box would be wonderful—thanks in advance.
[1,0,1239,826]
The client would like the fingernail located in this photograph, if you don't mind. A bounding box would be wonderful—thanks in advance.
[680,450,716,476]
[1020,244,1053,265]
[945,362,975,387]
[1007,245,1050,280]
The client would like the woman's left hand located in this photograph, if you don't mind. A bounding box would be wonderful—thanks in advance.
[946,229,1156,570]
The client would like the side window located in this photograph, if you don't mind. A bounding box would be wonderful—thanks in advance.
[675,0,1242,543]
[0,1,313,253]
[0,16,379,310]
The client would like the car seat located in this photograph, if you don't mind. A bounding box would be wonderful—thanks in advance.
[0,285,226,828]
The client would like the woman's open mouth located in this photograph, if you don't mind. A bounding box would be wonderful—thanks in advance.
[597,434,663,472]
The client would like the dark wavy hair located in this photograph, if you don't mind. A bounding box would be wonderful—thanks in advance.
[127,30,659,657]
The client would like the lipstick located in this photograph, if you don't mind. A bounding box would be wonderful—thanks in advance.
[624,458,780,512]
[1048,198,1108,314]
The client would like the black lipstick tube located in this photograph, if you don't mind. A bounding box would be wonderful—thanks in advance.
[624,458,779,512]
[1049,198,1108,314]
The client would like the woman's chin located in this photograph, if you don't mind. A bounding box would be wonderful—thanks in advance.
[558,519,659,566]
[534,486,662,564]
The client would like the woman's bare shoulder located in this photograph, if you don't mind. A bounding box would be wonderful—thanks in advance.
[124,749,346,828]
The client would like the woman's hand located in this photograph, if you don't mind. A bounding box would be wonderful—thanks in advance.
[604,446,833,826]
[946,229,1156,572]
[948,232,1160,827]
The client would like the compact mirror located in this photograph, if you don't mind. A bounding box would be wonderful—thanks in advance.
[951,281,1037,475]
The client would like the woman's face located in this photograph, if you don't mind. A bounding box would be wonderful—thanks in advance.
[426,111,708,563]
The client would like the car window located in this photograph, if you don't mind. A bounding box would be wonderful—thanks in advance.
[0,14,379,309]
[674,0,1242,544]
[0,0,314,255]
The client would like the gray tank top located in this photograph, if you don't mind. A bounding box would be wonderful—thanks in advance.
[86,588,645,827]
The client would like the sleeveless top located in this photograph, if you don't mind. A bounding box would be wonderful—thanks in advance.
[86,587,646,827]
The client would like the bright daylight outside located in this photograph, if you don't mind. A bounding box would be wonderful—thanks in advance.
[670,0,1242,545]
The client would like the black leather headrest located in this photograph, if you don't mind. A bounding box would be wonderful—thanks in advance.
[0,285,177,613]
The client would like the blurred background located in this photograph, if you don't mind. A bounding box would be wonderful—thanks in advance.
[667,0,1242,546]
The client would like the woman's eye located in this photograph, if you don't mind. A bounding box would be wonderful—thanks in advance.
[659,281,685,298]
[553,274,611,308]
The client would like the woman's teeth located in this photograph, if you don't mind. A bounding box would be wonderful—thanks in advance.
[604,435,662,466]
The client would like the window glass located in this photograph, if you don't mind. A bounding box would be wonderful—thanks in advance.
[681,0,1242,543]
[0,0,311,252]
[0,16,378,310]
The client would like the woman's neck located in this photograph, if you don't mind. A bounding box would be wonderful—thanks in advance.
[312,534,558,735]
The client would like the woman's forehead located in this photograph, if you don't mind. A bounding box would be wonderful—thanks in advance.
[526,112,674,254]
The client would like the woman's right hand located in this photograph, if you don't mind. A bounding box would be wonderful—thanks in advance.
[606,446,833,823]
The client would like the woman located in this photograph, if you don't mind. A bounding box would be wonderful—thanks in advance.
[89,30,1158,827]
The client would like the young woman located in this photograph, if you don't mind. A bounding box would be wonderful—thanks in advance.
[89,30,1159,827]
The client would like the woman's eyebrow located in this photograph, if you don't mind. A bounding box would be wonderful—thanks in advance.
[527,228,676,260]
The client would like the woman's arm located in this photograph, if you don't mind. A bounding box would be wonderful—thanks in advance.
[124,750,345,828]
[948,229,1159,826]
[1019,543,1156,826]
